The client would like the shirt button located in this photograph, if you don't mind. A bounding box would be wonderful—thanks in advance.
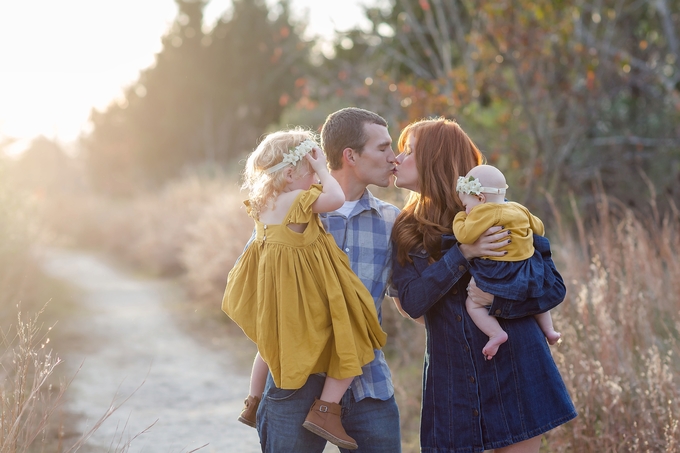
[345,248,350,252]
[263,224,267,229]
[458,265,466,271]
[494,309,501,315]
[456,315,462,322]
[473,409,479,416]
[469,376,475,383]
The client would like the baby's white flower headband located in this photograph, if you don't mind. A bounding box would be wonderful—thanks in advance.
[456,176,507,196]
[265,139,317,174]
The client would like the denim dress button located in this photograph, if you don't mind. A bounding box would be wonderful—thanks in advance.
[452,288,458,294]
[472,409,479,416]
[469,376,475,383]
[495,309,501,315]
[456,315,462,322]
[463,344,470,352]
[458,265,466,271]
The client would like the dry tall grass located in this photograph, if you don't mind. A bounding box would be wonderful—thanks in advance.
[544,195,680,452]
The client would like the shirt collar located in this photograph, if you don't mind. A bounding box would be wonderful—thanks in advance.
[323,188,384,219]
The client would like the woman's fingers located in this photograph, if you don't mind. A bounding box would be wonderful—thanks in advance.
[479,226,510,256]
[467,278,494,305]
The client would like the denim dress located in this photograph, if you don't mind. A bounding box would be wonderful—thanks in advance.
[392,235,577,453]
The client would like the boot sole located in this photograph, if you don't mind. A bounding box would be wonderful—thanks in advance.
[237,415,256,428]
[302,421,358,450]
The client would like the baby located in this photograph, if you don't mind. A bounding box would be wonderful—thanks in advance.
[453,164,561,360]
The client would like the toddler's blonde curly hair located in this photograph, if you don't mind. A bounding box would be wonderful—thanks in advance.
[242,128,318,219]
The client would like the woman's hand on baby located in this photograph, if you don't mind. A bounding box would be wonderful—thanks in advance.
[304,147,329,174]
[459,226,510,260]
[467,277,494,306]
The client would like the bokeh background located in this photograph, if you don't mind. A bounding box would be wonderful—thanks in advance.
[2,0,680,451]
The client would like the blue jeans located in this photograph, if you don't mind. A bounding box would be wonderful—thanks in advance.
[257,373,401,452]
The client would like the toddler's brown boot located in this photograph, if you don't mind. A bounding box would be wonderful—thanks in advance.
[302,398,358,450]
[237,395,260,428]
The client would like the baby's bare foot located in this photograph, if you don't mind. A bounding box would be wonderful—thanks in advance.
[546,330,561,345]
[482,331,509,360]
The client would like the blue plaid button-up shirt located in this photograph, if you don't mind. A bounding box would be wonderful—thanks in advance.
[319,189,400,402]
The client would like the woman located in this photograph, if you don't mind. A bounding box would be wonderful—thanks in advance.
[391,118,576,453]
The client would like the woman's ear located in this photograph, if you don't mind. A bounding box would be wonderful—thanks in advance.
[478,194,486,203]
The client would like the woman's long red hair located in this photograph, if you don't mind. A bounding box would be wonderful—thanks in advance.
[392,118,484,265]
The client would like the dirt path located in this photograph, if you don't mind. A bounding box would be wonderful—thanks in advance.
[39,248,261,453]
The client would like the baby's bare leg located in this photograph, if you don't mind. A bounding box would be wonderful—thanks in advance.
[535,311,561,345]
[465,296,508,360]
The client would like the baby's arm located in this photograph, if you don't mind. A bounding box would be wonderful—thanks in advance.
[453,206,499,244]
[528,211,545,236]
[306,148,345,213]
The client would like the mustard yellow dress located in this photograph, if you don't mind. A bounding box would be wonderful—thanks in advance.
[222,185,387,390]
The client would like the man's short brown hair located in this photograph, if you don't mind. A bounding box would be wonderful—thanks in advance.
[321,107,388,170]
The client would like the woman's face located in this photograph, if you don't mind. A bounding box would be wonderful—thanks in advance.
[395,132,419,192]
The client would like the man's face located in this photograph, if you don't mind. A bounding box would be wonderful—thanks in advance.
[353,123,397,187]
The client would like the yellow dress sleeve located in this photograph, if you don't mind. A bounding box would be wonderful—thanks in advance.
[288,184,323,223]
[452,204,501,244]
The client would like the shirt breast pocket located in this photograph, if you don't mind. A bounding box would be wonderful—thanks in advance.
[357,234,388,280]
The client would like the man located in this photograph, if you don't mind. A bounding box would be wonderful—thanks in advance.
[256,107,402,452]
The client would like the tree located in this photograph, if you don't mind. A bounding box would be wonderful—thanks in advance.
[83,0,309,193]
[341,0,680,215]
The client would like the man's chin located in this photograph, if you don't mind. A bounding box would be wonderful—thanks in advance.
[372,177,393,188]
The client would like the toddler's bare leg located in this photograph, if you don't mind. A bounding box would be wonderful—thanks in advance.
[535,311,561,345]
[238,352,268,428]
[465,296,508,360]
[249,352,269,397]
[320,376,354,404]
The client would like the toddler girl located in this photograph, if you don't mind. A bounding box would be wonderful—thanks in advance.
[454,164,561,360]
[222,129,386,450]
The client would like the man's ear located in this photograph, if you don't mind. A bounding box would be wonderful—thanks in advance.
[342,147,356,167]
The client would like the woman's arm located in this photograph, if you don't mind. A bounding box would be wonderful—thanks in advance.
[391,243,470,319]
[391,296,425,325]
[392,226,511,319]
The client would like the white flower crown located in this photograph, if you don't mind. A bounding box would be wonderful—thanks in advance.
[265,139,317,174]
[456,175,507,195]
